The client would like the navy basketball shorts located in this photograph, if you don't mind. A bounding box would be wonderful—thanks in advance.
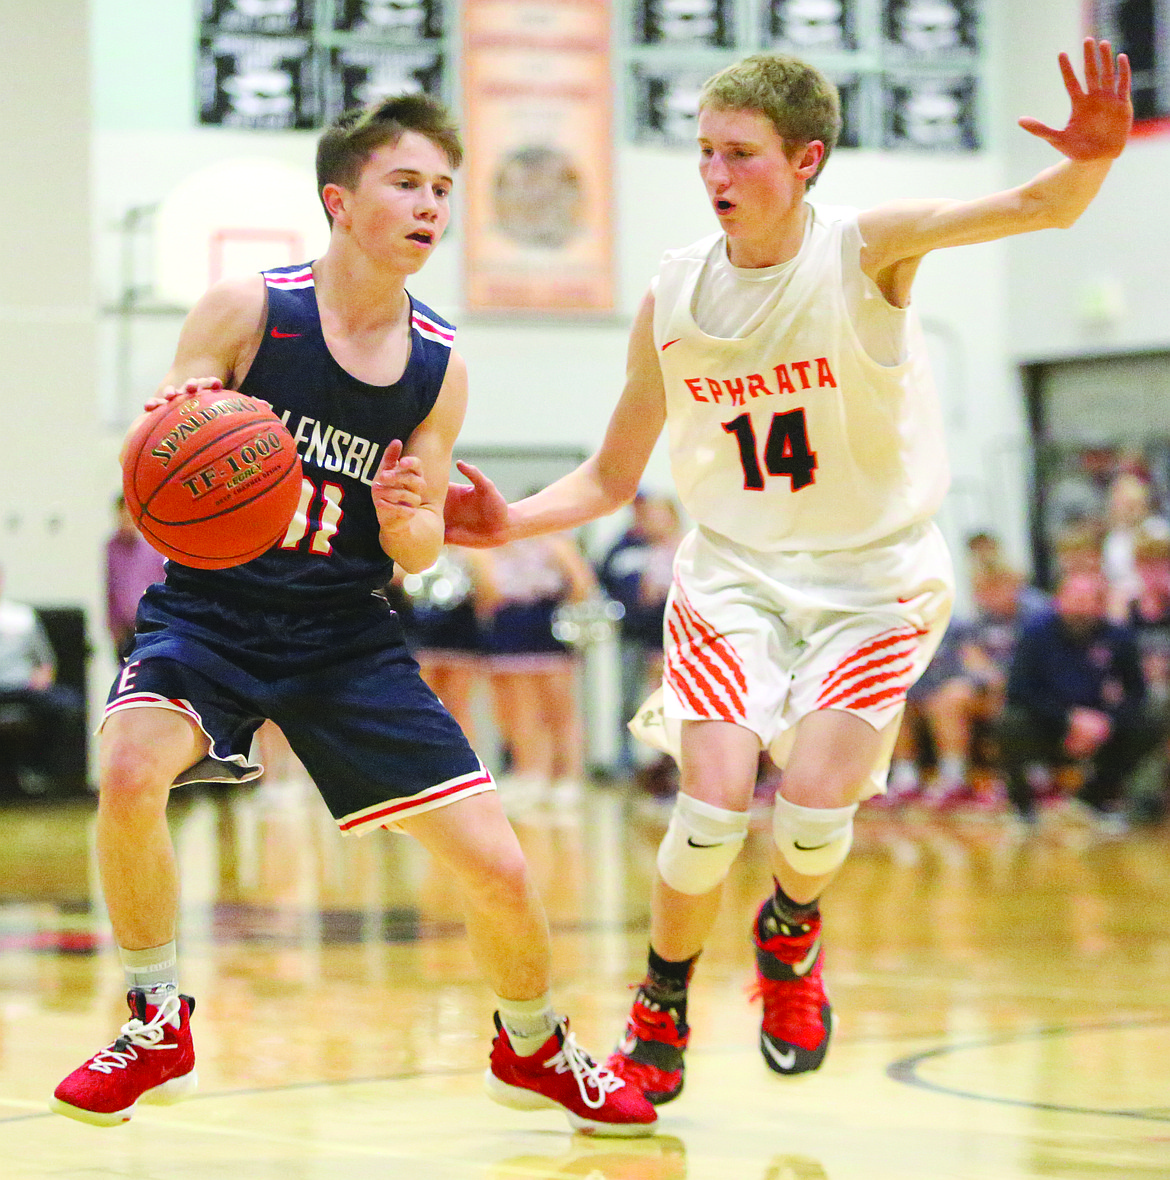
[104,587,493,835]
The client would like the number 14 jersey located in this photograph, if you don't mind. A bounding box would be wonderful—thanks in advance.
[653,204,949,554]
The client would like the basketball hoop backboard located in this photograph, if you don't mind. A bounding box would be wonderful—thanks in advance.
[153,158,328,307]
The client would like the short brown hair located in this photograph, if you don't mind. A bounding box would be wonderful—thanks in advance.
[316,92,463,224]
[700,53,841,185]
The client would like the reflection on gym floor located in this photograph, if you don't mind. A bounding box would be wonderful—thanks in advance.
[2,770,1169,1179]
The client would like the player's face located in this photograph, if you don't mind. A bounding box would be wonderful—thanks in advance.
[698,106,815,260]
[343,131,454,273]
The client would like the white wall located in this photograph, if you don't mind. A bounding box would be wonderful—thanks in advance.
[1002,0,1170,360]
[0,1,105,623]
[22,0,1165,706]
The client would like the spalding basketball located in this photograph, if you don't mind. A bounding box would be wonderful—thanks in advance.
[123,390,303,569]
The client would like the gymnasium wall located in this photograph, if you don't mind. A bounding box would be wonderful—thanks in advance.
[0,1,105,641]
[1002,0,1170,359]
[8,0,1167,719]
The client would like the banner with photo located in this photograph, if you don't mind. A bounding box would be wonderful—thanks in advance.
[325,45,443,121]
[1092,0,1170,133]
[198,35,319,129]
[462,0,614,314]
[332,0,445,39]
[882,72,979,150]
[201,0,314,34]
[766,0,858,52]
[632,0,735,47]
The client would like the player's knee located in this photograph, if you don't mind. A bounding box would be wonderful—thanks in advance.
[460,843,533,912]
[656,794,749,895]
[99,745,177,812]
[772,793,857,877]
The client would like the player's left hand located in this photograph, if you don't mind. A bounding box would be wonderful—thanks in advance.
[1019,38,1132,160]
[372,439,426,532]
[444,460,510,547]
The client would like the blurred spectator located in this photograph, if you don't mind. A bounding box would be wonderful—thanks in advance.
[104,493,166,662]
[1102,473,1170,611]
[1052,520,1105,579]
[399,548,484,747]
[888,560,1042,809]
[964,530,1002,576]
[1048,442,1116,532]
[468,533,597,810]
[598,494,683,782]
[999,570,1162,833]
[1120,531,1170,822]
[1124,531,1170,695]
[0,565,84,794]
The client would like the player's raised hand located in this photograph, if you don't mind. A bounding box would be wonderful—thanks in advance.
[444,460,510,548]
[1019,38,1132,160]
[372,439,426,532]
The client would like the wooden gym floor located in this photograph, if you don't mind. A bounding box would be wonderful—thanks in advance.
[1,771,1168,1179]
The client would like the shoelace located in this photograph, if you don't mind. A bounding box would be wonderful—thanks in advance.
[544,1030,626,1110]
[629,1001,685,1046]
[86,994,181,1075]
[749,974,825,1039]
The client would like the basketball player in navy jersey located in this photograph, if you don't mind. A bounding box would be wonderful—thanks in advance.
[51,95,655,1137]
[446,41,1132,1103]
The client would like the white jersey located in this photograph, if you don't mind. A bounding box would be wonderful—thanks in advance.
[652,203,949,553]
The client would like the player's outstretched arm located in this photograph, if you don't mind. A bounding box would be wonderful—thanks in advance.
[858,39,1131,305]
[375,351,469,572]
[445,289,666,547]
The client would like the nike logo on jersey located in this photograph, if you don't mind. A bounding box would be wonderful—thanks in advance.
[761,1039,798,1071]
[793,840,831,852]
[661,338,682,350]
[687,837,719,848]
[271,328,302,338]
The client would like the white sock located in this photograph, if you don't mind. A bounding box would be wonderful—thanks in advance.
[119,941,178,996]
[938,754,967,782]
[496,993,558,1056]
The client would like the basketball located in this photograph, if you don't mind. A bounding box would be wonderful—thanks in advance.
[122,390,303,569]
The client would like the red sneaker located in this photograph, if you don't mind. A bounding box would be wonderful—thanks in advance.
[50,990,197,1126]
[752,902,833,1074]
[486,1014,657,1137]
[604,987,689,1105]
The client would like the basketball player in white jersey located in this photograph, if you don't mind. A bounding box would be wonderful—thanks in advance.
[446,40,1132,1102]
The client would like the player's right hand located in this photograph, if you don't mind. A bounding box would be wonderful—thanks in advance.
[145,377,224,413]
[444,461,510,548]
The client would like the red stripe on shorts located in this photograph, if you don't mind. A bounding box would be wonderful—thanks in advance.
[338,771,493,831]
[666,617,737,722]
[817,627,925,701]
[671,601,746,716]
[818,658,916,710]
[676,591,748,694]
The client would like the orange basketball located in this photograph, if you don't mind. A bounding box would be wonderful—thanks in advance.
[122,390,303,569]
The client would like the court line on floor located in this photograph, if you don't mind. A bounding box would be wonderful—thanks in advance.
[887,1016,1170,1122]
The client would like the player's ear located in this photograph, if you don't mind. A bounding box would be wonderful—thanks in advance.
[321,183,349,227]
[793,141,825,181]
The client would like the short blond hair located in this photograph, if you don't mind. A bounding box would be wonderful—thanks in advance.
[700,53,841,185]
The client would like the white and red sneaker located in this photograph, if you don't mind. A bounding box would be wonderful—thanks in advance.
[486,1014,657,1137]
[752,903,833,1075]
[50,989,197,1126]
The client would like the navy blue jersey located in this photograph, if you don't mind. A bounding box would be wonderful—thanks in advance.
[164,263,455,609]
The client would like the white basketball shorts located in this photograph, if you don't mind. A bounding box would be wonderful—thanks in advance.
[630,521,954,798]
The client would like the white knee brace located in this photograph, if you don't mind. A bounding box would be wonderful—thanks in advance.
[656,794,750,896]
[772,794,857,876]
